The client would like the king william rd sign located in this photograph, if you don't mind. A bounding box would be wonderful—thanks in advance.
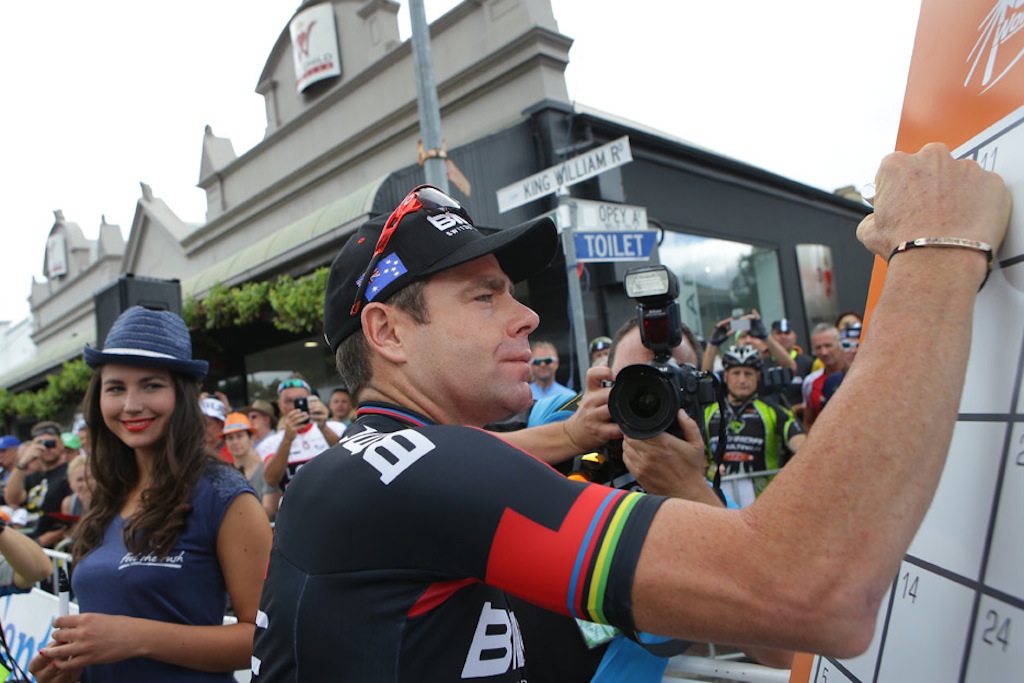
[496,136,633,213]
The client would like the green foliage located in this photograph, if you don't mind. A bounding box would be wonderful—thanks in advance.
[3,268,330,422]
[181,268,329,335]
[0,359,91,422]
[268,269,330,335]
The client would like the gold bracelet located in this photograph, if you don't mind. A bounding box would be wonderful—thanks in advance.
[888,237,994,288]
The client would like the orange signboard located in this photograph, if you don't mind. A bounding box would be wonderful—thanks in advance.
[897,0,1024,154]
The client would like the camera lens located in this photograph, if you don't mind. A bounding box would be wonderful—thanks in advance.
[609,364,679,440]
[41,439,58,449]
[627,386,662,420]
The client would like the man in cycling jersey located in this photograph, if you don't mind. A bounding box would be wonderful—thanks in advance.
[705,345,805,506]
[252,144,1010,682]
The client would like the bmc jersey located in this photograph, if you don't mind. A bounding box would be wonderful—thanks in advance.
[703,399,802,499]
[251,403,666,682]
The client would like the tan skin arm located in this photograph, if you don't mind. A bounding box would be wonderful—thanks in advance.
[31,492,273,679]
[0,523,54,588]
[264,410,305,487]
[309,397,341,447]
[5,441,47,507]
[498,366,622,464]
[627,144,1010,658]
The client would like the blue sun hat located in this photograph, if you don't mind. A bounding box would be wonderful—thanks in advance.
[84,306,208,380]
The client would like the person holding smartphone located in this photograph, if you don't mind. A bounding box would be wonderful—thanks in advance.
[261,375,345,495]
[5,420,73,546]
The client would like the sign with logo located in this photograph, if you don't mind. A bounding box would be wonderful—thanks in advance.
[573,230,658,262]
[496,136,633,213]
[46,232,68,279]
[290,3,342,93]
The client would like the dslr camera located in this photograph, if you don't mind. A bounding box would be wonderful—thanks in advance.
[608,266,719,440]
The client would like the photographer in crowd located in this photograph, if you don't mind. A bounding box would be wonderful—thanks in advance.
[253,145,1009,681]
[5,421,73,547]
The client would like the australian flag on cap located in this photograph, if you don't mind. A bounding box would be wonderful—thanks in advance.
[358,253,408,302]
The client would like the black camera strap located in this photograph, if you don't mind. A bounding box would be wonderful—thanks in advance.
[708,375,729,506]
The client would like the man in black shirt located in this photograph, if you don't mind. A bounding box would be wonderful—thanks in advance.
[253,146,1011,682]
[5,421,72,547]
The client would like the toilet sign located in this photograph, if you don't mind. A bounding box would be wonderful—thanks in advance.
[574,230,658,262]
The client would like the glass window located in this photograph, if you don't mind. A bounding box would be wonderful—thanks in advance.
[213,335,339,407]
[658,232,785,340]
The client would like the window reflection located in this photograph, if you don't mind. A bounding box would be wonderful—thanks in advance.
[659,232,785,339]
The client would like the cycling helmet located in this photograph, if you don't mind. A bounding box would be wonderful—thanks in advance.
[722,344,762,370]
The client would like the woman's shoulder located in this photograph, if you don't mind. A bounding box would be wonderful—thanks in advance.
[197,459,255,505]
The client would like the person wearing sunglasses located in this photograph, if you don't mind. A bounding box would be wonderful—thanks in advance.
[5,420,73,547]
[260,375,345,501]
[253,146,1010,683]
[529,340,574,402]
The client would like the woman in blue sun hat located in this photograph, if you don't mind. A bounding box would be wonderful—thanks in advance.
[30,306,272,683]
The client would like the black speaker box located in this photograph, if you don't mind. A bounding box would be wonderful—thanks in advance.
[93,274,182,349]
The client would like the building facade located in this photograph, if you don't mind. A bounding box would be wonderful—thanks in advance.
[1,0,870,430]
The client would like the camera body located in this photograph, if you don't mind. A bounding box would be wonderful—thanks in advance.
[41,439,58,449]
[608,266,719,440]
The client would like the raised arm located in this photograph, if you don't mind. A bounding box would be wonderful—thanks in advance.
[629,143,1011,657]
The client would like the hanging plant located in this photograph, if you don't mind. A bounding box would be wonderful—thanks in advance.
[0,359,91,422]
[183,268,329,336]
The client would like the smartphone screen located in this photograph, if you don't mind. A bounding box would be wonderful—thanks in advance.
[732,318,751,332]
[293,397,311,424]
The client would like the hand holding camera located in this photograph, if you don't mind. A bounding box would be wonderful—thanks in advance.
[608,266,720,440]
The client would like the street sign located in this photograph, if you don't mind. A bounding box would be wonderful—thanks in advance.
[496,136,633,213]
[536,198,647,234]
[574,230,658,262]
[567,198,647,232]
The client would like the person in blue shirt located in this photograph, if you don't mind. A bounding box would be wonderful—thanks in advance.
[529,340,574,401]
[30,307,272,683]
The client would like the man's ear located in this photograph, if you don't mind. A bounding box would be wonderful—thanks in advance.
[361,303,408,363]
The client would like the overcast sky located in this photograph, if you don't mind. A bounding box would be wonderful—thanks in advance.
[0,0,922,324]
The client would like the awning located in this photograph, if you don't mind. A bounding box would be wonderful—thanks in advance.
[183,175,387,297]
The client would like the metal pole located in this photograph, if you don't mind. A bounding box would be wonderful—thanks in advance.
[559,191,590,390]
[408,0,449,192]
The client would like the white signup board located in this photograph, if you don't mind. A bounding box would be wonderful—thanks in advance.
[793,1,1024,681]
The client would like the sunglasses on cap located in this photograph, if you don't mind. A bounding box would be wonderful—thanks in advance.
[277,378,312,394]
[31,426,60,438]
[531,357,557,366]
[840,340,859,350]
[350,185,469,318]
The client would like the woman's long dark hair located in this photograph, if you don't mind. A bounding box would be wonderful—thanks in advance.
[71,368,210,563]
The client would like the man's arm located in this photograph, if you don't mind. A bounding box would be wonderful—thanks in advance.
[4,444,42,507]
[264,414,301,487]
[628,143,1011,657]
[701,320,731,372]
[309,398,341,447]
[622,412,721,507]
[499,366,621,463]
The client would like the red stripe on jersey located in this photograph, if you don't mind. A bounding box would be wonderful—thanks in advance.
[485,484,619,616]
[407,577,479,618]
